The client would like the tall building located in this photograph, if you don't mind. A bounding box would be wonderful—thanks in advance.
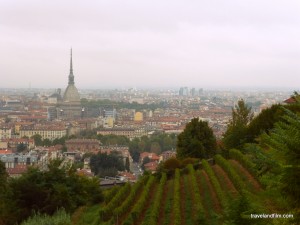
[57,49,82,120]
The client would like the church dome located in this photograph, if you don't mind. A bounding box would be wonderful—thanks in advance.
[63,84,80,103]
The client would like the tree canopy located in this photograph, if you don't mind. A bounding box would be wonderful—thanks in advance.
[176,118,216,159]
[90,152,125,177]
[223,99,253,150]
[261,108,300,207]
[1,160,103,225]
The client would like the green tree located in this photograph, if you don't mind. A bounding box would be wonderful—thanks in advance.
[42,138,52,147]
[141,156,151,170]
[150,142,161,155]
[89,152,125,177]
[261,108,300,207]
[32,134,43,146]
[0,161,7,188]
[2,161,103,225]
[17,143,27,153]
[176,118,217,159]
[223,99,253,150]
[246,104,300,143]
[129,137,141,162]
[125,157,130,172]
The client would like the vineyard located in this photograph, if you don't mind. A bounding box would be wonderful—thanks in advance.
[74,151,277,225]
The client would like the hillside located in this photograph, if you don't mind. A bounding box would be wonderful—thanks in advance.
[73,153,286,225]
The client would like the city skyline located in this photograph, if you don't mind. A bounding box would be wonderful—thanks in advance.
[1,0,300,89]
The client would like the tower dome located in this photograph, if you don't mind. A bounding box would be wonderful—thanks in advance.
[57,49,82,120]
[63,49,80,104]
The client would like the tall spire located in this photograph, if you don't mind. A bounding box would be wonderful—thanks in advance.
[68,48,75,84]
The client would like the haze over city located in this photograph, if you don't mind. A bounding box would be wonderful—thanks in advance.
[1,0,300,89]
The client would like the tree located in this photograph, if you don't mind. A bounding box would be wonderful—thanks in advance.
[0,161,8,187]
[2,160,103,225]
[17,143,27,153]
[125,157,130,172]
[42,138,52,147]
[32,134,43,146]
[290,91,300,103]
[141,156,151,170]
[246,103,300,143]
[176,118,217,159]
[150,142,161,155]
[261,108,300,207]
[89,152,125,177]
[129,138,141,162]
[223,99,253,150]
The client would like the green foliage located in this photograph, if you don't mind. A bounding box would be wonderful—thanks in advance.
[201,160,227,209]
[130,176,156,220]
[162,157,182,172]
[104,186,120,204]
[247,104,300,143]
[17,143,27,152]
[177,118,217,159]
[2,161,103,225]
[31,134,43,146]
[223,99,253,150]
[141,173,167,225]
[90,152,125,177]
[187,164,205,223]
[97,134,130,146]
[21,208,71,225]
[113,175,148,220]
[0,161,9,225]
[224,193,261,225]
[31,134,67,147]
[73,205,101,225]
[261,108,300,207]
[125,157,130,171]
[181,157,199,167]
[215,154,245,191]
[0,161,8,188]
[229,149,256,177]
[129,133,177,162]
[173,169,181,225]
[99,183,131,221]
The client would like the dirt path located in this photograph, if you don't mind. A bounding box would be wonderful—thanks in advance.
[212,164,238,198]
[229,160,262,192]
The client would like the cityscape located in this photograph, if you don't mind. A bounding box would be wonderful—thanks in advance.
[0,1,299,224]
[0,51,292,177]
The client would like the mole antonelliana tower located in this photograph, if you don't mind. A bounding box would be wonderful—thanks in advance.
[56,49,82,119]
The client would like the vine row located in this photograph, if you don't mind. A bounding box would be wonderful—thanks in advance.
[214,154,245,191]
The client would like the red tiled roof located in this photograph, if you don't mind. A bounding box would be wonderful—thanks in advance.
[0,149,12,154]
[284,97,297,104]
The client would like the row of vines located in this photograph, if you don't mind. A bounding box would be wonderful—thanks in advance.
[96,154,268,225]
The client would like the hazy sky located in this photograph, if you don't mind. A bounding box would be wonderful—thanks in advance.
[1,0,300,90]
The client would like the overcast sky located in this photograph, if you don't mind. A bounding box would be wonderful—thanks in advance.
[0,0,300,90]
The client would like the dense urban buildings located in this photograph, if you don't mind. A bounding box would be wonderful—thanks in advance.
[0,51,293,179]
